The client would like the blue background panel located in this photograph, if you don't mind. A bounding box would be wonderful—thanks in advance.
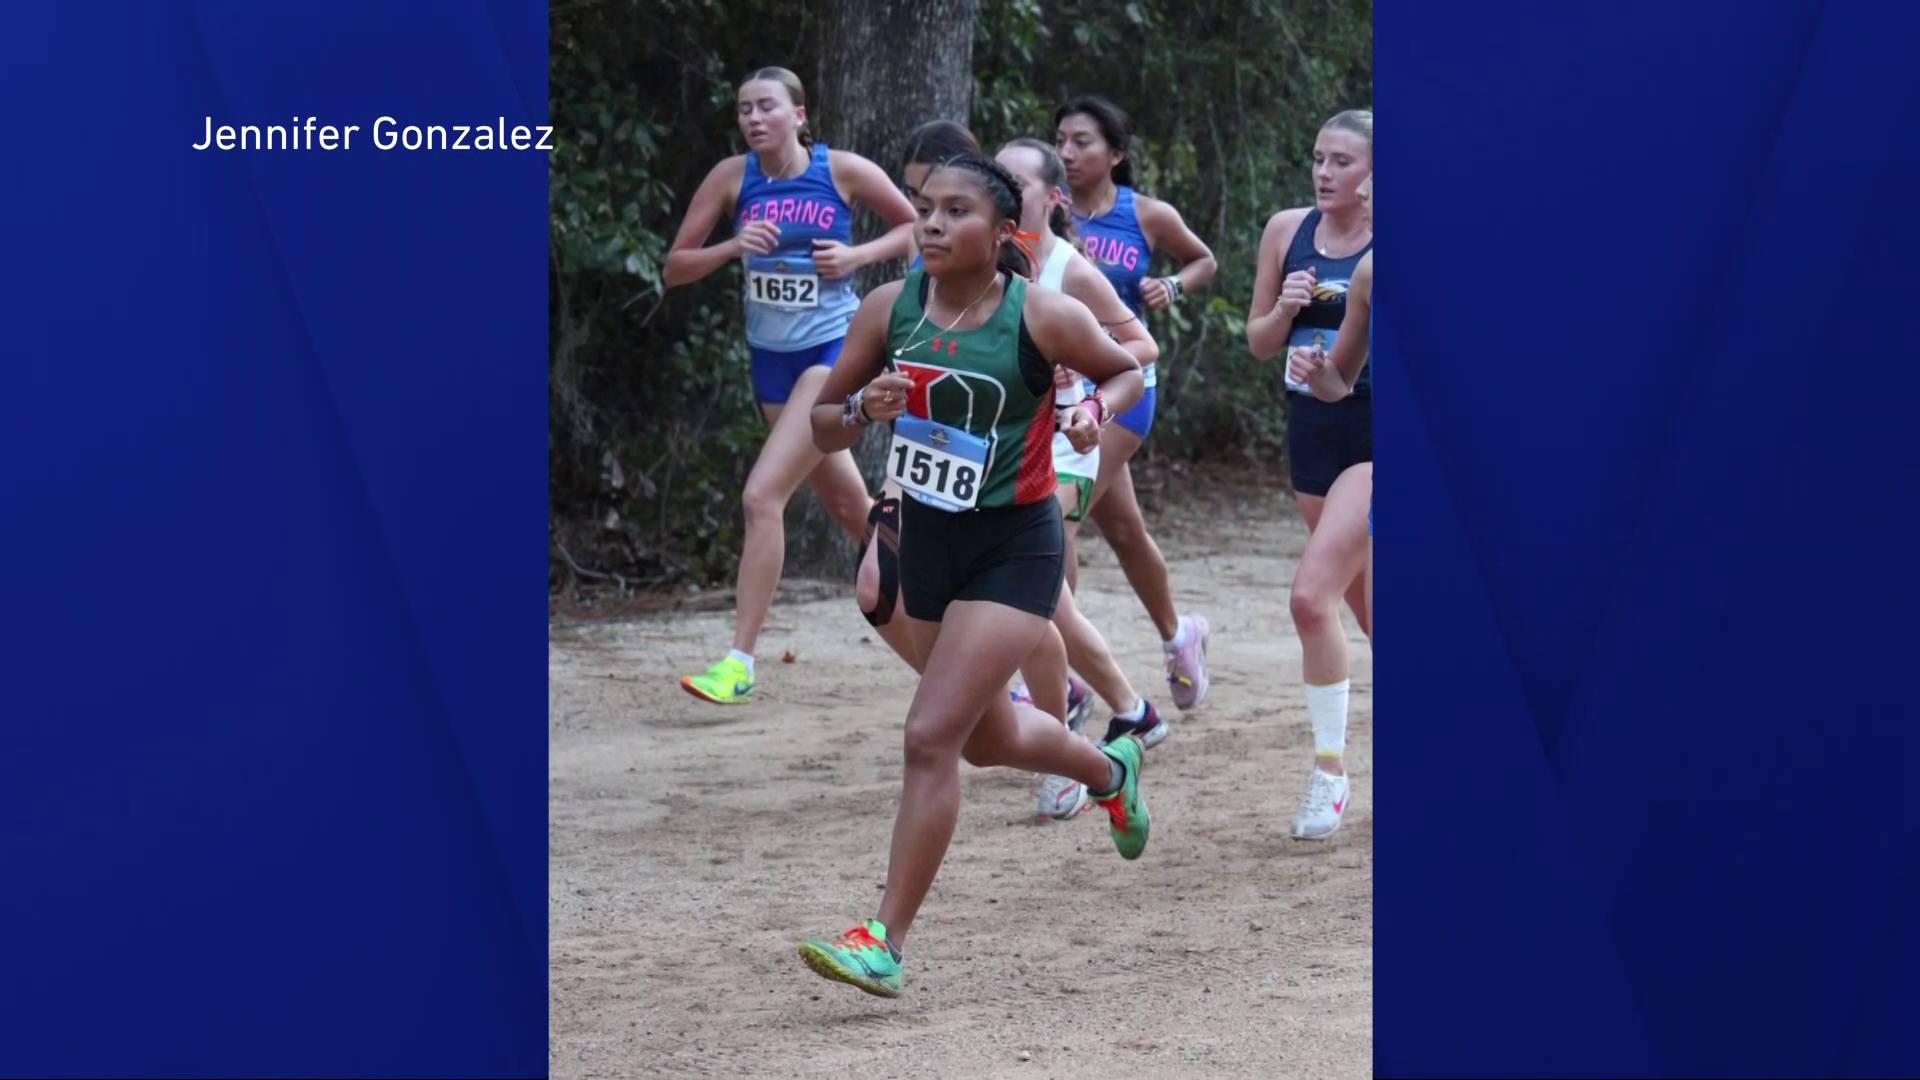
[1378,0,1920,1075]
[0,0,549,1075]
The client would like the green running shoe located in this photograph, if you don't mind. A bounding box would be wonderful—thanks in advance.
[798,919,902,998]
[1094,734,1150,860]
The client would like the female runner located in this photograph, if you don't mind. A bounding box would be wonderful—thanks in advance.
[1253,114,1373,836]
[854,118,1088,728]
[663,66,919,704]
[1285,246,1372,838]
[1054,93,1218,712]
[997,136,1170,818]
[797,153,1151,998]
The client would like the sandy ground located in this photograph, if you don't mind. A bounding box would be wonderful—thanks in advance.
[549,473,1373,1079]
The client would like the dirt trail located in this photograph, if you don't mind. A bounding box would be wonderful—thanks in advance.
[550,475,1373,1079]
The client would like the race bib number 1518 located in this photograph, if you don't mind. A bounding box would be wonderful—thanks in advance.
[888,415,987,512]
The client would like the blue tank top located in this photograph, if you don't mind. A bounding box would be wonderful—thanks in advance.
[1071,185,1153,319]
[1281,208,1374,397]
[735,143,860,352]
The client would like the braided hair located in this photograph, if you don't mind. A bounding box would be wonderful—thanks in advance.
[927,153,1034,280]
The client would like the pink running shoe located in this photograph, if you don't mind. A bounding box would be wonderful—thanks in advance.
[1164,614,1211,710]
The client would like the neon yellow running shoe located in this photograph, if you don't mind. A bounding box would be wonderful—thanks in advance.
[680,656,753,705]
[798,919,902,998]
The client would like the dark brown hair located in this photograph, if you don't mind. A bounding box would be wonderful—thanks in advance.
[901,119,979,171]
[1052,93,1135,188]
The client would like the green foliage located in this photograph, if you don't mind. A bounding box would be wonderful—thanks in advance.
[966,0,1373,462]
[548,0,813,588]
[549,0,1371,591]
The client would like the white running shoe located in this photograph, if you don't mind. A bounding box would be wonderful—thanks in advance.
[1010,678,1034,708]
[1037,771,1091,819]
[1291,768,1351,840]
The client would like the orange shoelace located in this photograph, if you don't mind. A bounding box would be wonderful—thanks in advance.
[838,924,885,952]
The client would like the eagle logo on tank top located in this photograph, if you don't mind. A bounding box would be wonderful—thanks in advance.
[1312,279,1351,303]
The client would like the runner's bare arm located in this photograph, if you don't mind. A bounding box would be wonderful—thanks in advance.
[1325,251,1372,388]
[1027,287,1143,420]
[1064,254,1159,370]
[810,281,908,455]
[1136,196,1217,308]
[1245,208,1309,360]
[823,151,920,273]
[663,157,750,288]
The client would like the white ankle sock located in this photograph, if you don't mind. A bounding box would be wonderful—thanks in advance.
[728,649,755,674]
[1305,680,1349,760]
[1164,621,1188,651]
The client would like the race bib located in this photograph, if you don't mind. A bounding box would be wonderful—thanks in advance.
[1285,329,1336,394]
[888,413,989,512]
[746,255,820,309]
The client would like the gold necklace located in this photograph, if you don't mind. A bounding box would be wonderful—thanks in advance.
[1316,218,1370,257]
[893,273,1003,361]
[1074,184,1118,220]
[765,143,803,181]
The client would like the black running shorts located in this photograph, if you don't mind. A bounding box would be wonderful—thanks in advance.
[1286,392,1373,498]
[898,496,1064,623]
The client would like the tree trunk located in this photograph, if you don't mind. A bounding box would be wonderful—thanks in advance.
[779,0,983,582]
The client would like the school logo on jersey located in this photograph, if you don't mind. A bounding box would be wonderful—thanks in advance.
[896,358,1009,436]
[1312,279,1351,304]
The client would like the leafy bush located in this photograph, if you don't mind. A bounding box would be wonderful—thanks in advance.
[549,0,1371,592]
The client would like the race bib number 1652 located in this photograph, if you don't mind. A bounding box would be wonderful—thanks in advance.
[748,270,818,308]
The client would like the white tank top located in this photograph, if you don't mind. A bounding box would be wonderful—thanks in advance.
[1032,241,1086,406]
[1036,238,1074,292]
[1031,238,1099,481]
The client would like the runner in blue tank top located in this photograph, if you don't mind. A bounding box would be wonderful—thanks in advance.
[1279,167,1375,843]
[1248,108,1374,526]
[662,66,919,705]
[1053,93,1219,713]
[1247,109,1374,836]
